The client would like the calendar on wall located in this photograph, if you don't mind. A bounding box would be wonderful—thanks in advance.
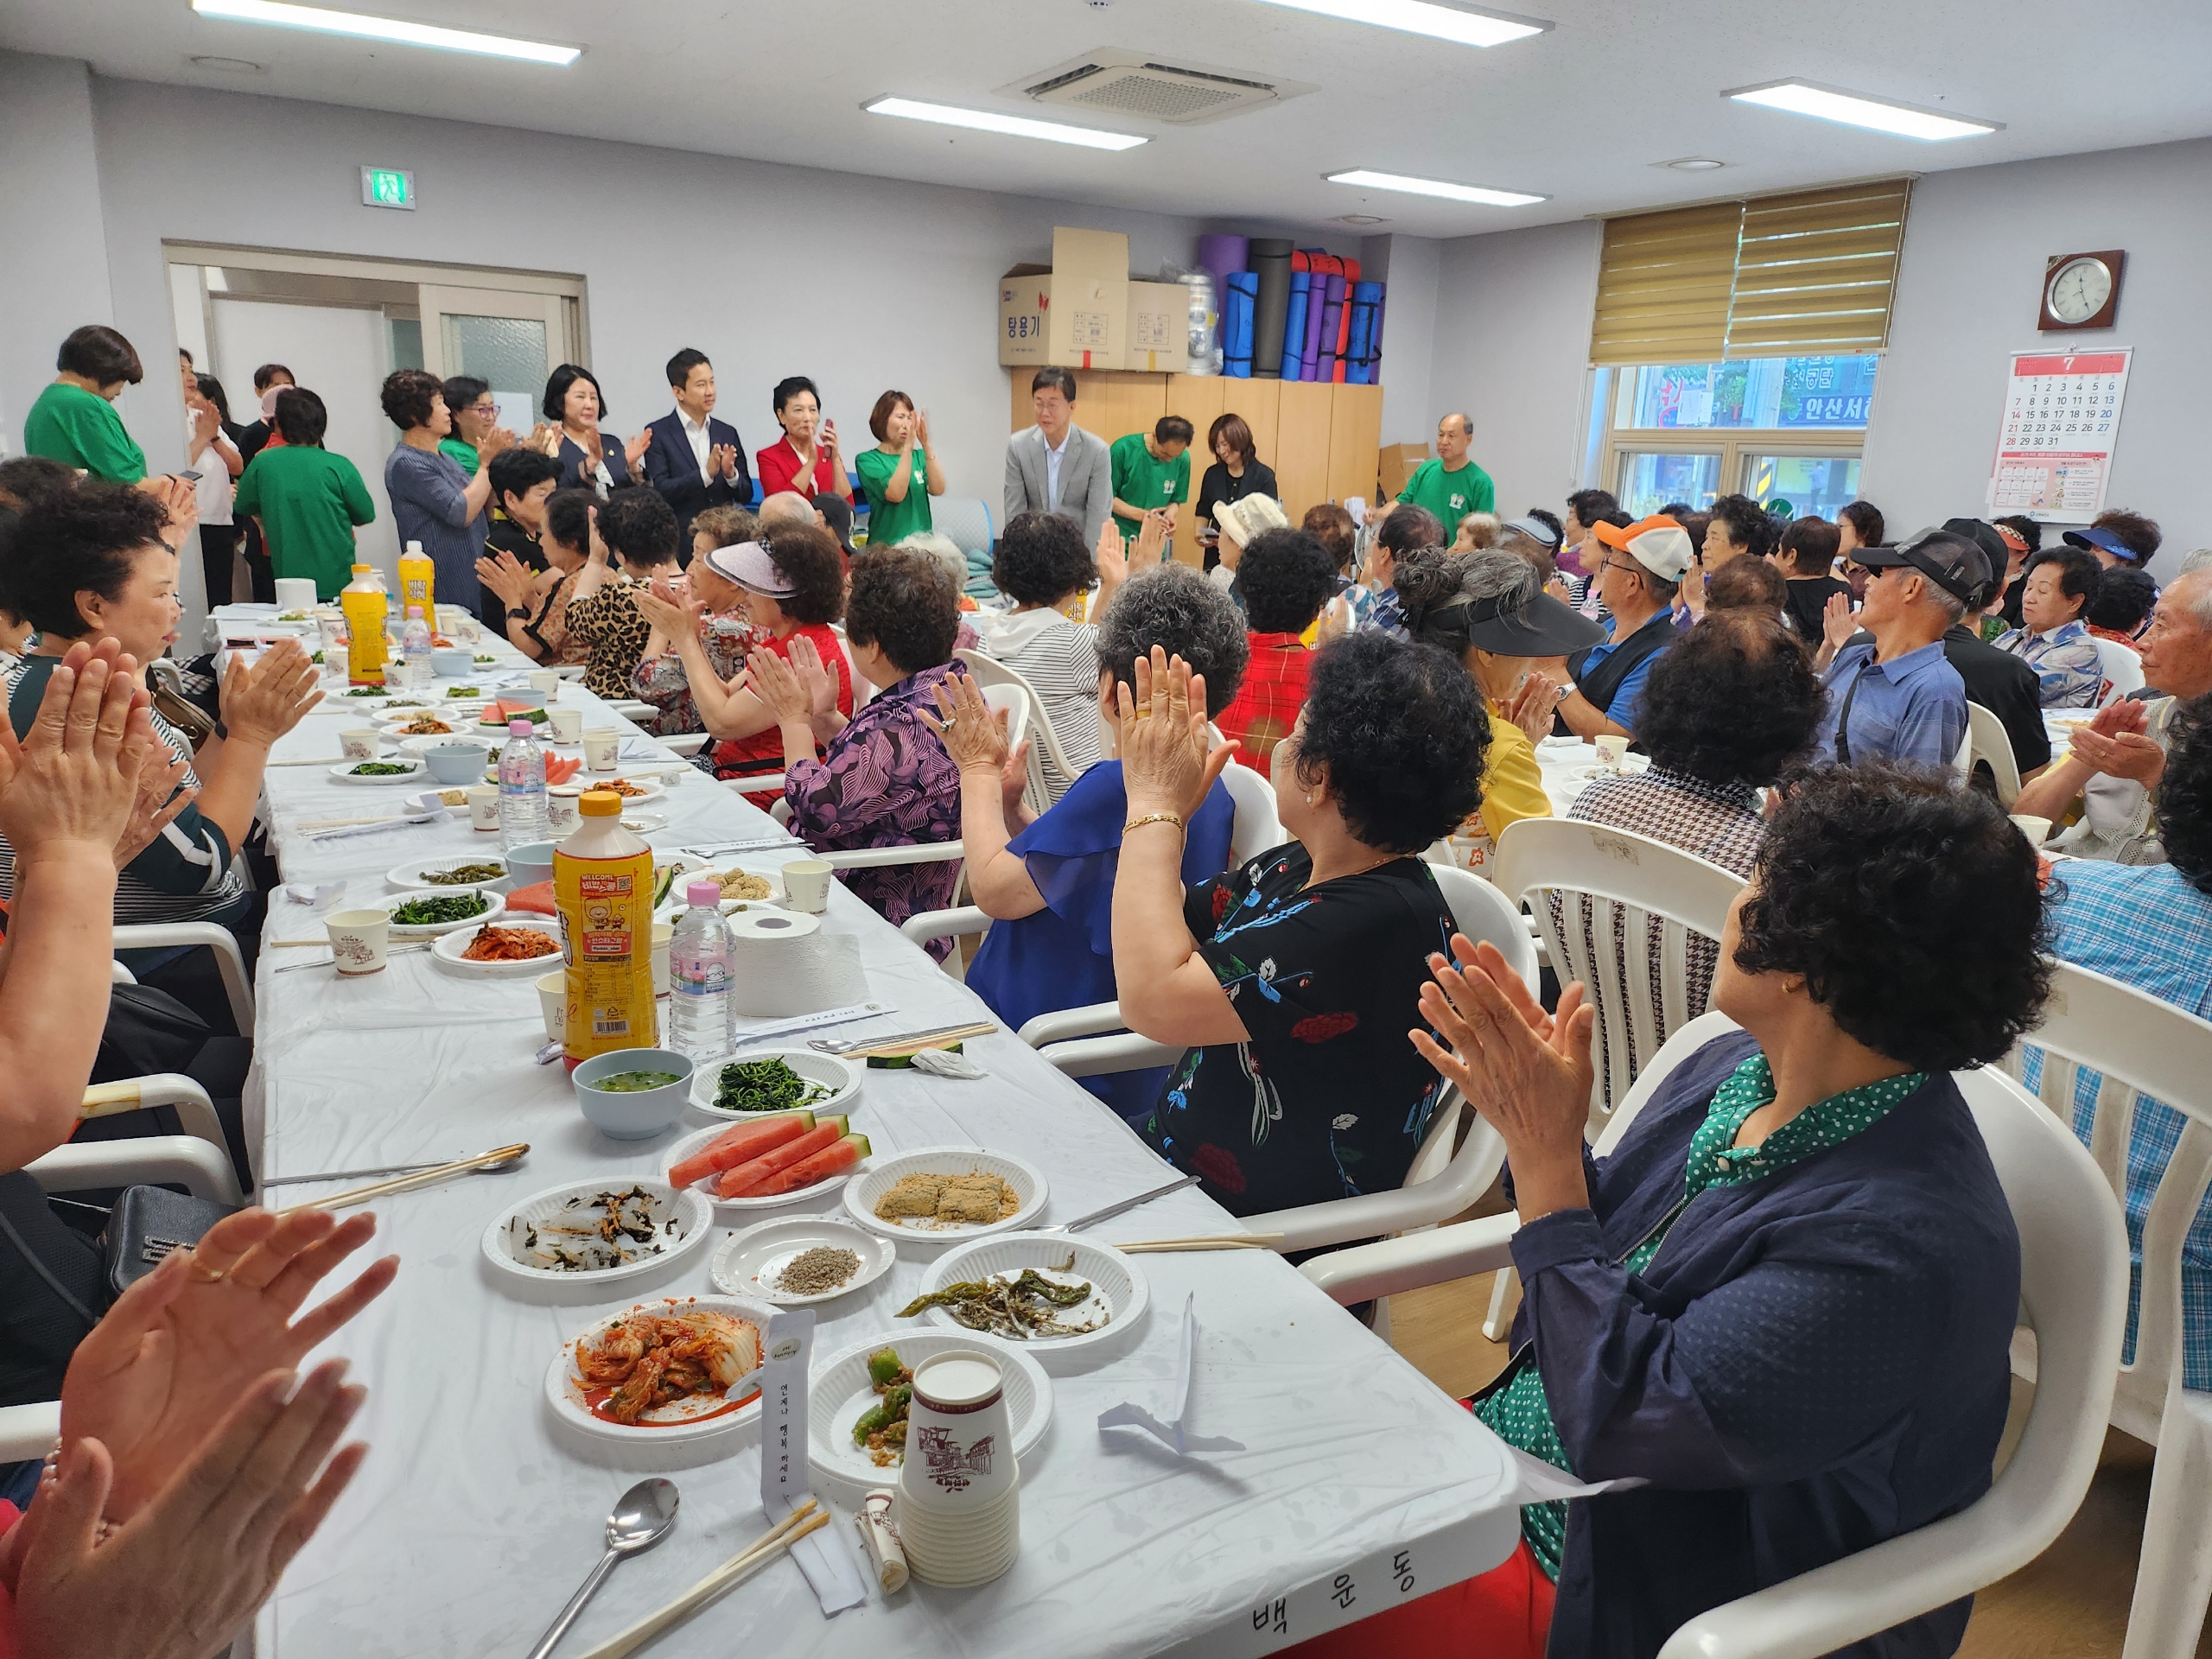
[1986,349,2132,521]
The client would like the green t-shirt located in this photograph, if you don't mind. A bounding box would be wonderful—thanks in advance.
[855,445,932,548]
[438,436,480,474]
[1397,456,1495,528]
[232,445,378,601]
[1109,431,1190,543]
[22,381,147,484]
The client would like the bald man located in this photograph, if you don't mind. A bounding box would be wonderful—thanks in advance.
[758,490,817,529]
[1396,411,1495,529]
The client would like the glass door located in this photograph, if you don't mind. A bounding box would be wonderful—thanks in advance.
[418,287,575,435]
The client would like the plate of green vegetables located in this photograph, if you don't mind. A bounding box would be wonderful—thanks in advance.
[326,757,427,785]
[690,1049,859,1122]
[382,887,507,936]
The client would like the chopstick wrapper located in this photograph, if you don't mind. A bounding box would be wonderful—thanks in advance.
[1096,1294,1245,1457]
[855,1491,908,1594]
[760,1310,868,1615]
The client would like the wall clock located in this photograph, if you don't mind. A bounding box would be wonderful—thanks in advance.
[2038,250,2124,332]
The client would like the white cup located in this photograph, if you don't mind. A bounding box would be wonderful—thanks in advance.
[535,969,567,1043]
[583,729,621,772]
[546,785,583,836]
[434,603,467,637]
[2011,813,2053,846]
[339,728,383,761]
[548,706,584,744]
[650,921,674,996]
[1594,734,1630,770]
[273,576,318,612]
[466,785,501,832]
[531,669,560,701]
[782,859,834,914]
[326,908,390,976]
[900,1351,1017,1508]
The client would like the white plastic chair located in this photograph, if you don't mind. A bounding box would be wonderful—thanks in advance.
[2096,637,2146,705]
[113,921,254,1040]
[1963,700,2024,806]
[1302,1008,2129,1659]
[1217,760,1285,866]
[958,648,1088,816]
[661,732,709,757]
[2004,962,2212,1659]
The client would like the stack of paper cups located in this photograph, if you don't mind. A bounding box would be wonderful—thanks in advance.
[896,1351,1020,1587]
[726,909,869,1018]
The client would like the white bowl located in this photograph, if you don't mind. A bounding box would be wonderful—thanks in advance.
[386,855,508,892]
[664,1117,867,1214]
[807,1330,1052,1495]
[913,1233,1147,1370]
[430,917,563,976]
[710,1216,893,1306]
[543,1293,777,1446]
[483,1179,713,1286]
[689,1049,860,1123]
[398,731,496,755]
[843,1147,1048,1243]
[327,756,428,785]
[382,887,506,937]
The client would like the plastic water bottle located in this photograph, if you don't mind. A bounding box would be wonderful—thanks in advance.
[400,604,434,681]
[498,717,550,851]
[667,881,734,1062]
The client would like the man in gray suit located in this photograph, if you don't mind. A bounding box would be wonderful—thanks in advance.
[1004,365,1113,548]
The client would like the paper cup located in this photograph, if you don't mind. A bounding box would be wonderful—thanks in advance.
[466,785,501,832]
[536,970,567,1043]
[326,908,390,976]
[531,669,560,701]
[435,603,469,637]
[2011,813,2053,846]
[339,728,383,761]
[651,921,674,996]
[1594,734,1630,770]
[548,707,584,744]
[547,785,583,836]
[782,859,834,914]
[584,729,621,772]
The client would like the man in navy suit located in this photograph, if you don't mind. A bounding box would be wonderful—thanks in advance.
[640,347,748,552]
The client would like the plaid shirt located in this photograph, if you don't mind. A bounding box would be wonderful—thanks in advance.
[2037,858,2212,1389]
[1994,617,2104,709]
[1216,632,1311,772]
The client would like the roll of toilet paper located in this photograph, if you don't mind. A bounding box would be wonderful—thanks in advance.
[727,908,871,1018]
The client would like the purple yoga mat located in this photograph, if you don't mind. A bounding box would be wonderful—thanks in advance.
[1194,234,1249,323]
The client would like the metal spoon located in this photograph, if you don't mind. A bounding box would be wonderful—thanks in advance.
[259,1149,527,1188]
[525,1479,680,1659]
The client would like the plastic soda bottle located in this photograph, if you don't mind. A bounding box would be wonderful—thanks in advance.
[667,881,734,1063]
[555,791,657,1071]
[340,564,388,686]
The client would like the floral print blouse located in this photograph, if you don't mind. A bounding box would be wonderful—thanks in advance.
[632,613,752,739]
[1140,845,1458,1216]
[783,660,966,956]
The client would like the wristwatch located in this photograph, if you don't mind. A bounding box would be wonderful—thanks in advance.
[1552,682,1576,704]
[506,607,531,622]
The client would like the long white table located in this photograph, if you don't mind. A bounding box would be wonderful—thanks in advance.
[215,610,1519,1659]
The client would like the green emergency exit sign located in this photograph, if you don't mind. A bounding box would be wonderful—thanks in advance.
[360,166,415,210]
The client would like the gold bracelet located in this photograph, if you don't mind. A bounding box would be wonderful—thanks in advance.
[1123,811,1185,836]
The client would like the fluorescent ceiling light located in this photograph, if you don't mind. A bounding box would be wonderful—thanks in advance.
[189,0,578,65]
[1327,168,1546,207]
[1725,80,2000,141]
[864,97,1145,151]
[1254,0,1549,48]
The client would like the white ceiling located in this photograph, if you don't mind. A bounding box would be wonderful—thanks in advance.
[8,0,2212,238]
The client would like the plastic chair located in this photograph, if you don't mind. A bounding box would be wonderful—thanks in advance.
[931,497,996,564]
[1217,761,1285,866]
[2096,637,2146,705]
[112,921,254,1041]
[2004,962,2212,1659]
[1302,1008,2129,1659]
[1963,700,2023,806]
[957,648,1086,815]
[662,733,709,757]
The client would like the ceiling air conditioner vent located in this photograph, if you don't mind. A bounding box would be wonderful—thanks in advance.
[999,49,1316,126]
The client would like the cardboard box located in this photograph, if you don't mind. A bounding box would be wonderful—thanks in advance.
[997,226,1130,371]
[1378,441,1430,499]
[1125,281,1187,372]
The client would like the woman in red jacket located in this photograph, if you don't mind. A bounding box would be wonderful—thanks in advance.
[754,375,851,505]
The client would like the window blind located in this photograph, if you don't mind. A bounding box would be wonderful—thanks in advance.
[1588,200,1745,367]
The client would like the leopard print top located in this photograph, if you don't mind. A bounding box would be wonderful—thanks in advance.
[565,578,654,702]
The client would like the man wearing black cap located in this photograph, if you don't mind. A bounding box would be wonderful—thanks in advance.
[1930,517,2054,782]
[1814,528,1985,767]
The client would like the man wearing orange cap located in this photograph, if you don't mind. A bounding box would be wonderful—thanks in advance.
[1550,515,1690,741]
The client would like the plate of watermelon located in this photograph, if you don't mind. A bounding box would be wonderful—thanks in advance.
[662,1110,870,1214]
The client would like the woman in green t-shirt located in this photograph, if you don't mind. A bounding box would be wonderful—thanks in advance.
[22,325,149,485]
[855,390,944,549]
[231,389,377,601]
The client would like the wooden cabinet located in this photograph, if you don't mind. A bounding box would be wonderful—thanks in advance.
[1007,370,1382,567]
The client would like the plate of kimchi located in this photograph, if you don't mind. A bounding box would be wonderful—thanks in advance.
[544,1294,777,1447]
[431,918,564,976]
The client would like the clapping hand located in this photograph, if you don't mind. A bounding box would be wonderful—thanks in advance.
[1117,646,1234,822]
[631,582,704,637]
[219,638,321,747]
[0,638,151,863]
[475,423,516,463]
[135,474,200,551]
[116,739,196,869]
[913,408,931,449]
[1134,511,1170,567]
[785,634,841,732]
[623,429,652,473]
[1503,670,1560,745]
[747,645,813,725]
[2069,698,2164,787]
[1821,590,1858,655]
[710,443,739,480]
[473,548,536,612]
[918,672,1010,774]
[1093,518,1130,597]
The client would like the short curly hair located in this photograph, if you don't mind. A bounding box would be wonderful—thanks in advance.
[1732,766,2053,1069]
[1238,528,1339,633]
[595,487,680,570]
[1094,564,1248,718]
[1293,632,1490,855]
[1637,611,1822,788]
[3,484,172,638]
[2027,547,2101,617]
[754,521,848,625]
[991,511,1094,608]
[844,544,958,676]
[1301,503,1356,572]
[2160,696,2212,898]
[379,368,444,431]
[1707,493,1774,560]
[690,505,758,552]
[2086,565,2157,634]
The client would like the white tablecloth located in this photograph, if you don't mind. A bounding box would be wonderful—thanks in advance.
[215,612,1520,1658]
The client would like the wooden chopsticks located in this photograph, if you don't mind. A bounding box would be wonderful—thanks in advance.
[1116,1233,1284,1254]
[275,1144,530,1217]
[573,1501,833,1659]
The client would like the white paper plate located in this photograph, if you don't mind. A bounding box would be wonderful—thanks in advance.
[711,1217,893,1306]
[621,813,669,835]
[430,917,563,976]
[543,1293,777,1446]
[656,864,785,918]
[327,757,428,785]
[808,1330,1052,1493]
[328,689,402,708]
[689,1049,860,1123]
[577,779,664,806]
[485,1179,714,1286]
[914,1233,1147,1369]
[663,1115,867,1213]
[383,887,507,937]
[378,710,472,734]
[843,1147,1048,1243]
[385,855,509,892]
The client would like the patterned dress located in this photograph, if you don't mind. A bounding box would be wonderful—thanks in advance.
[631,613,752,738]
[565,577,656,702]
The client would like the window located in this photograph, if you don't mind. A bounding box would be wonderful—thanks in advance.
[1603,353,1876,518]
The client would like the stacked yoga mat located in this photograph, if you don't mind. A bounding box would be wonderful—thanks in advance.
[1206,238,1385,383]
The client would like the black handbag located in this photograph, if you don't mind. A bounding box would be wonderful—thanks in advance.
[101,1185,240,1299]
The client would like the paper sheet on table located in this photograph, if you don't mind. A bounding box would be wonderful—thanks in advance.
[1097,1294,1245,1456]
[760,1309,868,1615]
[618,735,673,762]
[1500,1445,1647,1504]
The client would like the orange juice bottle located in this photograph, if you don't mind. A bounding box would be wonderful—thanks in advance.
[340,564,389,685]
[556,791,658,1070]
[397,540,435,617]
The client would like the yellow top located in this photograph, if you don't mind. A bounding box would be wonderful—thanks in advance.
[580,790,624,817]
[1476,699,1554,842]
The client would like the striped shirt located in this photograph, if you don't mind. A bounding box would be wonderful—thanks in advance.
[969,608,1103,804]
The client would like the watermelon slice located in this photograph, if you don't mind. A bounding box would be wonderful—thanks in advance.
[667,1111,815,1191]
[505,880,556,916]
[737,1133,869,1198]
[714,1116,849,1198]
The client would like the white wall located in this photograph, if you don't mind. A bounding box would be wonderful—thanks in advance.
[1360,232,1442,447]
[0,53,118,453]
